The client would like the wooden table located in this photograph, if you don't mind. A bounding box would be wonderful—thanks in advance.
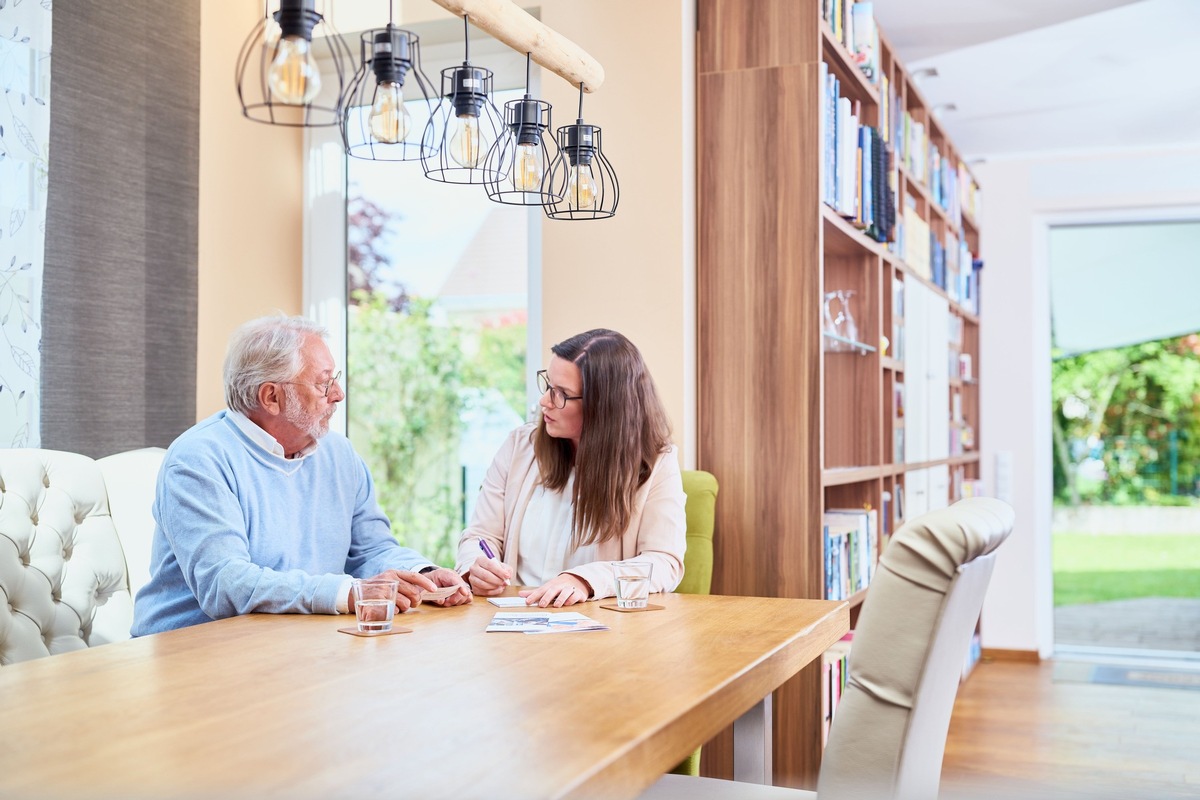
[0,592,847,799]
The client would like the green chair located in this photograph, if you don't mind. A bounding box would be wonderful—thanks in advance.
[669,469,719,776]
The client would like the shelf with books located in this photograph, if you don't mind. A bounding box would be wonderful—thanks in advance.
[698,0,982,786]
[819,23,880,106]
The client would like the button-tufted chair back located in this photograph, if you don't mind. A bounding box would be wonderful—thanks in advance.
[0,448,164,665]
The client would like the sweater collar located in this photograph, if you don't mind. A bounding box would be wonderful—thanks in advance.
[226,409,320,461]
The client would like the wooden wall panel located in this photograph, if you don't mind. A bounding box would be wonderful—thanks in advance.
[698,0,818,75]
[697,61,826,788]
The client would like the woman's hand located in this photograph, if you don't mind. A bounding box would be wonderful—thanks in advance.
[423,567,473,606]
[467,554,513,596]
[521,573,592,608]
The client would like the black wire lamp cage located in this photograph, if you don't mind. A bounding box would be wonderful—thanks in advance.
[236,0,352,128]
[482,54,563,206]
[421,15,505,185]
[545,84,619,220]
[342,23,438,161]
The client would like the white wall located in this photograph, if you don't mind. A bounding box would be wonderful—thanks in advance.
[977,145,1200,656]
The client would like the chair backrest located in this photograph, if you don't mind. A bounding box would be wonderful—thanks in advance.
[675,470,718,596]
[0,447,163,665]
[98,447,166,600]
[818,496,1014,800]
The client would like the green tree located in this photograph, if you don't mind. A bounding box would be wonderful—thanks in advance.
[465,314,528,420]
[1052,335,1200,505]
[348,292,467,564]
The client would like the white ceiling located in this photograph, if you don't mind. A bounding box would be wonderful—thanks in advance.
[872,0,1200,160]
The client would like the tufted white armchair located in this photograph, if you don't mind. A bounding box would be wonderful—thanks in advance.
[0,447,164,665]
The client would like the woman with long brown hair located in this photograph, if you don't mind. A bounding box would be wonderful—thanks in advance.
[456,329,686,607]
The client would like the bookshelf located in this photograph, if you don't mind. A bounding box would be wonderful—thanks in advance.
[696,0,983,787]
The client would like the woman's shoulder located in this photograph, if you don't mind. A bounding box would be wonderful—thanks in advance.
[499,422,539,460]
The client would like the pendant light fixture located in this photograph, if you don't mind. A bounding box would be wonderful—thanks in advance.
[341,3,437,161]
[481,53,563,207]
[236,0,352,128]
[545,83,619,220]
[421,14,505,185]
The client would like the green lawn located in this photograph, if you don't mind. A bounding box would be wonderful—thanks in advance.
[1053,532,1200,606]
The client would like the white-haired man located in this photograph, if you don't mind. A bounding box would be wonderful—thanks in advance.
[133,315,470,635]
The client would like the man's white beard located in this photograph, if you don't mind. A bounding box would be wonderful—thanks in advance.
[282,384,331,442]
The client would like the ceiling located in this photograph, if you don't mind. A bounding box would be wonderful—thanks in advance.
[872,0,1200,160]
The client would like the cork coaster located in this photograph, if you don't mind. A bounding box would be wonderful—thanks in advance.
[598,602,665,613]
[337,626,414,637]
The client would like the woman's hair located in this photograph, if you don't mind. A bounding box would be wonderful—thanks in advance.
[223,315,327,415]
[534,329,672,547]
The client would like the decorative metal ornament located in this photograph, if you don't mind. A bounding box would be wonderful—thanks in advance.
[342,25,437,161]
[236,0,352,128]
[482,54,563,206]
[421,15,505,185]
[545,84,619,220]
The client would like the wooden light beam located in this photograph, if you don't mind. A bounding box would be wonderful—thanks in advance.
[428,0,605,92]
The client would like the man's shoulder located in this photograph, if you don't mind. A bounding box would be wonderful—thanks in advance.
[169,412,236,450]
[162,412,249,468]
[317,429,358,460]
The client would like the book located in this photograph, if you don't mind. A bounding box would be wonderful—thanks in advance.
[823,630,855,742]
[824,508,879,595]
[823,522,858,600]
[849,2,878,83]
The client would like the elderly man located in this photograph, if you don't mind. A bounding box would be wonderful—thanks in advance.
[132,315,470,636]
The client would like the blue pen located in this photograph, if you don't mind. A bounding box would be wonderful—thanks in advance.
[478,540,511,585]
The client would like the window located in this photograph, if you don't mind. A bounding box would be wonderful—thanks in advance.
[306,23,539,565]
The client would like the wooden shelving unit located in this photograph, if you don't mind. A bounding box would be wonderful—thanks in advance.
[696,0,983,788]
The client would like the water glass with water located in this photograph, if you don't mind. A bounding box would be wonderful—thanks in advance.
[352,579,400,632]
[612,561,653,609]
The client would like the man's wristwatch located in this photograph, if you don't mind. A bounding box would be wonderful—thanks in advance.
[419,566,439,574]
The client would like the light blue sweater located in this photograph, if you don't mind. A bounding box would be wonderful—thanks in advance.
[132,411,428,636]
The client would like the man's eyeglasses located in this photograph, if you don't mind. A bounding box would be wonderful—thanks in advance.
[536,370,582,409]
[280,370,342,398]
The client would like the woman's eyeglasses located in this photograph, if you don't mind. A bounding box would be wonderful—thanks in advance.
[536,370,582,409]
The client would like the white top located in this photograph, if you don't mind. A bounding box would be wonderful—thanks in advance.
[515,473,599,587]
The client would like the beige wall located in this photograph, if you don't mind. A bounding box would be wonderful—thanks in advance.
[197,1,305,418]
[196,1,694,457]
[539,1,692,461]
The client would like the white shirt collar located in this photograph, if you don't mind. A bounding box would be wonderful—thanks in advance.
[227,409,320,460]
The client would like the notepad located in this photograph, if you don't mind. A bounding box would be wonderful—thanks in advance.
[488,596,532,608]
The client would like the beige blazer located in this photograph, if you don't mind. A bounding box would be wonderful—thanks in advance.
[455,423,686,599]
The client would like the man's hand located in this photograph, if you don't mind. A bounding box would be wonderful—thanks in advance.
[422,567,473,606]
[520,573,592,608]
[349,569,438,615]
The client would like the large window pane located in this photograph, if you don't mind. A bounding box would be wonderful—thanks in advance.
[346,89,530,565]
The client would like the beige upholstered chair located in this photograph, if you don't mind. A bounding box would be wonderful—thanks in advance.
[0,447,164,665]
[644,496,1014,800]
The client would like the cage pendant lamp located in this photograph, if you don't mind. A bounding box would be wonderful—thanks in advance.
[236,0,352,128]
[342,21,437,162]
[545,84,619,220]
[482,54,563,206]
[421,15,505,185]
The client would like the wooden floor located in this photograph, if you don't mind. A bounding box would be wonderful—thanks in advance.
[939,657,1200,799]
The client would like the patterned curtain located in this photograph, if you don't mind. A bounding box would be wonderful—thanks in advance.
[0,0,52,448]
